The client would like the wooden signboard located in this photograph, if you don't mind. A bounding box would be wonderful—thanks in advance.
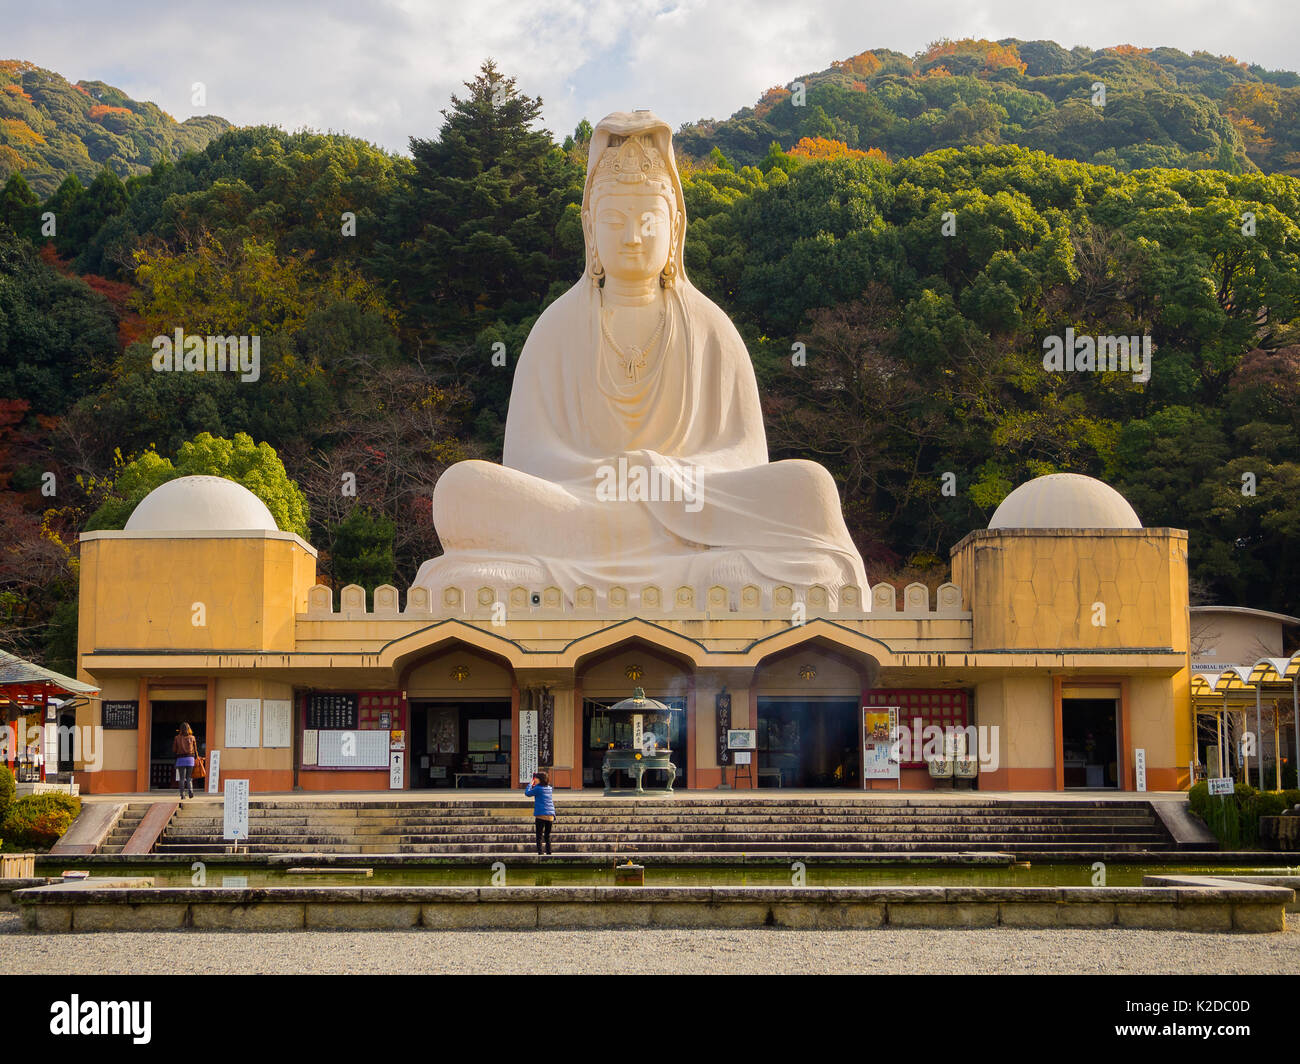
[102,701,139,730]
[306,693,358,730]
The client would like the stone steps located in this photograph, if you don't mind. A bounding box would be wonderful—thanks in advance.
[98,803,154,855]
[147,796,1176,855]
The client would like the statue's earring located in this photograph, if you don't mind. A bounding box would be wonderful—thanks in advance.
[660,256,676,289]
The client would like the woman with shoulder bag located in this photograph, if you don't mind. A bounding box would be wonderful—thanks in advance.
[172,722,198,800]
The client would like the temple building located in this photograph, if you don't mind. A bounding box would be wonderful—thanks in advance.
[67,470,1195,794]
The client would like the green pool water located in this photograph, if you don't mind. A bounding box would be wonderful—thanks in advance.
[63,863,1296,889]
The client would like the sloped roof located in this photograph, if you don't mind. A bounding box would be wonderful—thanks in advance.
[0,650,98,695]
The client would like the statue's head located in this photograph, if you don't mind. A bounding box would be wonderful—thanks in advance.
[582,112,687,290]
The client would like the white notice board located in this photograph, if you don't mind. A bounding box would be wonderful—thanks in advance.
[317,730,389,768]
[224,699,261,748]
[262,700,292,748]
[519,710,538,783]
[223,778,249,840]
[302,729,319,766]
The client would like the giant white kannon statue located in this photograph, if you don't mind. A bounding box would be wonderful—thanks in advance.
[414,111,869,608]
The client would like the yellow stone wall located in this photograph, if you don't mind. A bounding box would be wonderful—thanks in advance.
[951,529,1190,653]
[78,531,317,665]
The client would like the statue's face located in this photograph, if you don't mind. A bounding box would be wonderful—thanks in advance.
[590,186,676,284]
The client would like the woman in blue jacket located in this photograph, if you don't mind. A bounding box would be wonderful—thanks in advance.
[524,771,556,855]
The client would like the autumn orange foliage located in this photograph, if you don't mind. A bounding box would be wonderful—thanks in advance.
[754,85,791,119]
[833,51,882,78]
[919,38,1027,75]
[2,83,33,102]
[88,104,132,120]
[788,137,889,163]
[1104,44,1153,57]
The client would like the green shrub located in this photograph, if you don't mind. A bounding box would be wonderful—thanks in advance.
[1189,784,1300,849]
[0,792,82,849]
[0,765,14,821]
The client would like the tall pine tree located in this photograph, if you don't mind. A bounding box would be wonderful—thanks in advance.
[374,59,583,341]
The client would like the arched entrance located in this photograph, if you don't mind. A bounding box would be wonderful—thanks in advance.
[575,639,695,790]
[752,639,876,789]
[401,644,517,790]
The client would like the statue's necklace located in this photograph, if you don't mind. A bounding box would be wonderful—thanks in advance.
[601,306,665,384]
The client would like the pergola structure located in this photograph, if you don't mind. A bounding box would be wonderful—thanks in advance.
[0,650,98,782]
[1191,651,1300,791]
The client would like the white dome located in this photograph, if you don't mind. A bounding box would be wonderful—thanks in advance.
[988,473,1141,530]
[124,475,278,532]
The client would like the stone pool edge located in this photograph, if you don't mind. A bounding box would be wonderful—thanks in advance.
[12,881,1292,933]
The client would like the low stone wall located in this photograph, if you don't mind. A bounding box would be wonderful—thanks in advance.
[14,882,1290,933]
[0,877,60,910]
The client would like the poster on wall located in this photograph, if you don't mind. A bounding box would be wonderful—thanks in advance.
[262,700,292,748]
[302,729,319,767]
[862,707,900,782]
[225,699,261,748]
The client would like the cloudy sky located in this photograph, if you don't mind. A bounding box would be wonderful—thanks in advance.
[6,0,1299,154]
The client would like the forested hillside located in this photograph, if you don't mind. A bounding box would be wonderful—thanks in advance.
[2,51,1299,674]
[0,61,230,197]
[677,38,1300,175]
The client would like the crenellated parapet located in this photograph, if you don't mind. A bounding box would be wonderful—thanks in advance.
[300,581,971,621]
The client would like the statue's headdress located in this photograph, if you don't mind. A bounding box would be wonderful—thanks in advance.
[583,111,688,288]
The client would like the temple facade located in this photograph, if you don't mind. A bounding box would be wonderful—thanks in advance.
[69,471,1193,795]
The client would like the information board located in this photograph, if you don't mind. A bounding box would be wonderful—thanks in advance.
[224,699,261,748]
[1208,776,1234,796]
[102,701,138,730]
[317,729,388,768]
[223,778,249,840]
[207,750,221,793]
[519,709,538,783]
[302,729,319,766]
[1134,747,1147,792]
[262,700,292,748]
[306,693,358,729]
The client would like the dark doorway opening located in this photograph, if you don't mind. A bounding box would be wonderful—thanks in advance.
[757,698,860,787]
[1062,698,1119,788]
[410,700,511,788]
[149,701,206,790]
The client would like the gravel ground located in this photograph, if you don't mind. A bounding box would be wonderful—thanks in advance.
[2,910,1298,974]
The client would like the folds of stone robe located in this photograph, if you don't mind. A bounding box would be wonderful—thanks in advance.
[412,280,870,608]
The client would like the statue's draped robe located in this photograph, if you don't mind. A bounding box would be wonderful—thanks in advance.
[413,281,869,603]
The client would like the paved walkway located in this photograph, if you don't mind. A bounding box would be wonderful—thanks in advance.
[0,911,1292,973]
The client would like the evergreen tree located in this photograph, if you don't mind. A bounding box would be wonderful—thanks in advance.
[0,173,39,240]
[372,59,583,340]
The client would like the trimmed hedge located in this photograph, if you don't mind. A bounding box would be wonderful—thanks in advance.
[1188,781,1300,848]
[0,792,82,849]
